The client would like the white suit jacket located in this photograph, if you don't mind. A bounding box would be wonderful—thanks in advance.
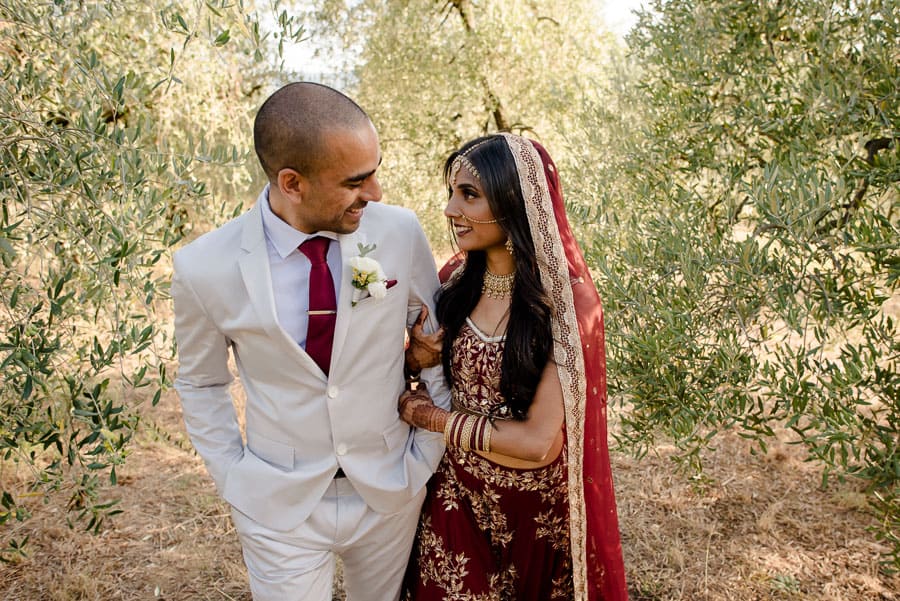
[172,191,449,532]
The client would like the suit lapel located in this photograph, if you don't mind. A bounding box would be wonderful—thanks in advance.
[238,199,324,377]
[329,230,362,376]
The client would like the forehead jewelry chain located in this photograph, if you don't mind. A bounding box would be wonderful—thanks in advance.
[449,155,480,187]
[482,268,515,299]
[448,139,492,186]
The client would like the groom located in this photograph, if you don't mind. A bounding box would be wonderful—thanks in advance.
[171,82,449,600]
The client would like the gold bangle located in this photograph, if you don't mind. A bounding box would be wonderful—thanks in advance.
[472,416,487,451]
[444,412,462,446]
[430,408,443,433]
[459,416,475,452]
[469,416,483,451]
[451,412,462,446]
[443,412,455,445]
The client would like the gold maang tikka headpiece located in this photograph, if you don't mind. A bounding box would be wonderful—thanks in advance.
[448,139,492,187]
[448,154,479,187]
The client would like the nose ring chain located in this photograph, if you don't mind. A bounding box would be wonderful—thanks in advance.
[450,211,501,225]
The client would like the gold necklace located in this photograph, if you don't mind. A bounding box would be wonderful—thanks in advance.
[482,269,515,299]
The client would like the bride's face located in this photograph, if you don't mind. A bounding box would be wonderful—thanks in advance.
[444,165,507,253]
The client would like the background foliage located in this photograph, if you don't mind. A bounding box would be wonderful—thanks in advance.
[2,0,898,574]
[309,0,623,246]
[596,0,900,566]
[0,0,302,557]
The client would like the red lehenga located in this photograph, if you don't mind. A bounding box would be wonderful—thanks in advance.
[404,319,574,600]
[403,135,628,601]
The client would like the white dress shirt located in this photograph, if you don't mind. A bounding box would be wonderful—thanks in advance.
[259,187,342,349]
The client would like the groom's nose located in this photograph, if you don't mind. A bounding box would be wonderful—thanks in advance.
[361,174,382,203]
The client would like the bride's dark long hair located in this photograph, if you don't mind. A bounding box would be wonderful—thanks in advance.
[435,135,554,420]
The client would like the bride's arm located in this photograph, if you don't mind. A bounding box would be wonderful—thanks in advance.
[488,361,564,462]
[398,359,564,463]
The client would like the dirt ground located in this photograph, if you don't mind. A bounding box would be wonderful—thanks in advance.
[1,384,898,600]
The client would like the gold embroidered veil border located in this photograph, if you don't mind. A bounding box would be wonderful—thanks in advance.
[501,133,590,601]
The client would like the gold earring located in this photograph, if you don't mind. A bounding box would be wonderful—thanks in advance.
[505,238,514,255]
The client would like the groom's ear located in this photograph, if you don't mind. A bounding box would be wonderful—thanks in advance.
[276,167,307,203]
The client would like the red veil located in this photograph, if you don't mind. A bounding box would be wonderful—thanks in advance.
[439,135,628,601]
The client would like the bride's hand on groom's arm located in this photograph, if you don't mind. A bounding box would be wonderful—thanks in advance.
[405,306,444,373]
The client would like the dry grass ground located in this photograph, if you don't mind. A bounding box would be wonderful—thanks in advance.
[1,386,898,600]
[617,431,898,600]
[0,391,248,601]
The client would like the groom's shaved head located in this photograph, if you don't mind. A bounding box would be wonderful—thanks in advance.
[254,82,371,181]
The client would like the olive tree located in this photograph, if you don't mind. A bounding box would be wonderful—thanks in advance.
[0,0,302,557]
[571,0,899,567]
[309,0,623,245]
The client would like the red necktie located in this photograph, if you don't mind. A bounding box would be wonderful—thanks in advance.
[299,236,337,375]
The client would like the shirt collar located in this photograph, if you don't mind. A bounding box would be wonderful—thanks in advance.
[260,185,338,259]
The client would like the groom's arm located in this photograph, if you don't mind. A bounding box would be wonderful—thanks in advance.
[171,250,244,494]
[403,213,449,471]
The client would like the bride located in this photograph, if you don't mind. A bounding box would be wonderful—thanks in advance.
[399,133,629,601]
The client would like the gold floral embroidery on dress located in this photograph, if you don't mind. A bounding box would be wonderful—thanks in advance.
[415,513,515,601]
[450,445,567,505]
[450,324,511,419]
[551,570,575,600]
[416,445,572,600]
[534,509,571,551]
[416,515,494,601]
[435,469,461,512]
[468,484,513,548]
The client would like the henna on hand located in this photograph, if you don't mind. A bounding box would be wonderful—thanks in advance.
[406,306,444,371]
[410,403,447,433]
[398,388,447,433]
[399,390,430,422]
[398,389,425,416]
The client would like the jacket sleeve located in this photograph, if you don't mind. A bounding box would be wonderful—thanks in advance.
[171,251,244,494]
[404,213,450,472]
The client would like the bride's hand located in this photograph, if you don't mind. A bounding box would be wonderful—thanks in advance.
[398,388,446,432]
[405,306,444,372]
[399,389,432,423]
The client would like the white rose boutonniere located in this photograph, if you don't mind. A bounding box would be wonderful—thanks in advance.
[349,243,391,306]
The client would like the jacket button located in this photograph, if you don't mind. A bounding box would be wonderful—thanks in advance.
[327,386,339,399]
[336,444,348,456]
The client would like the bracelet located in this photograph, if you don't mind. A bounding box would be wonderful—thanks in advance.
[459,418,475,452]
[442,412,493,452]
[404,363,421,386]
[444,412,463,446]
[478,416,492,453]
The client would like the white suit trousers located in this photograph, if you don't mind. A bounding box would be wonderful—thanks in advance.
[231,477,426,601]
